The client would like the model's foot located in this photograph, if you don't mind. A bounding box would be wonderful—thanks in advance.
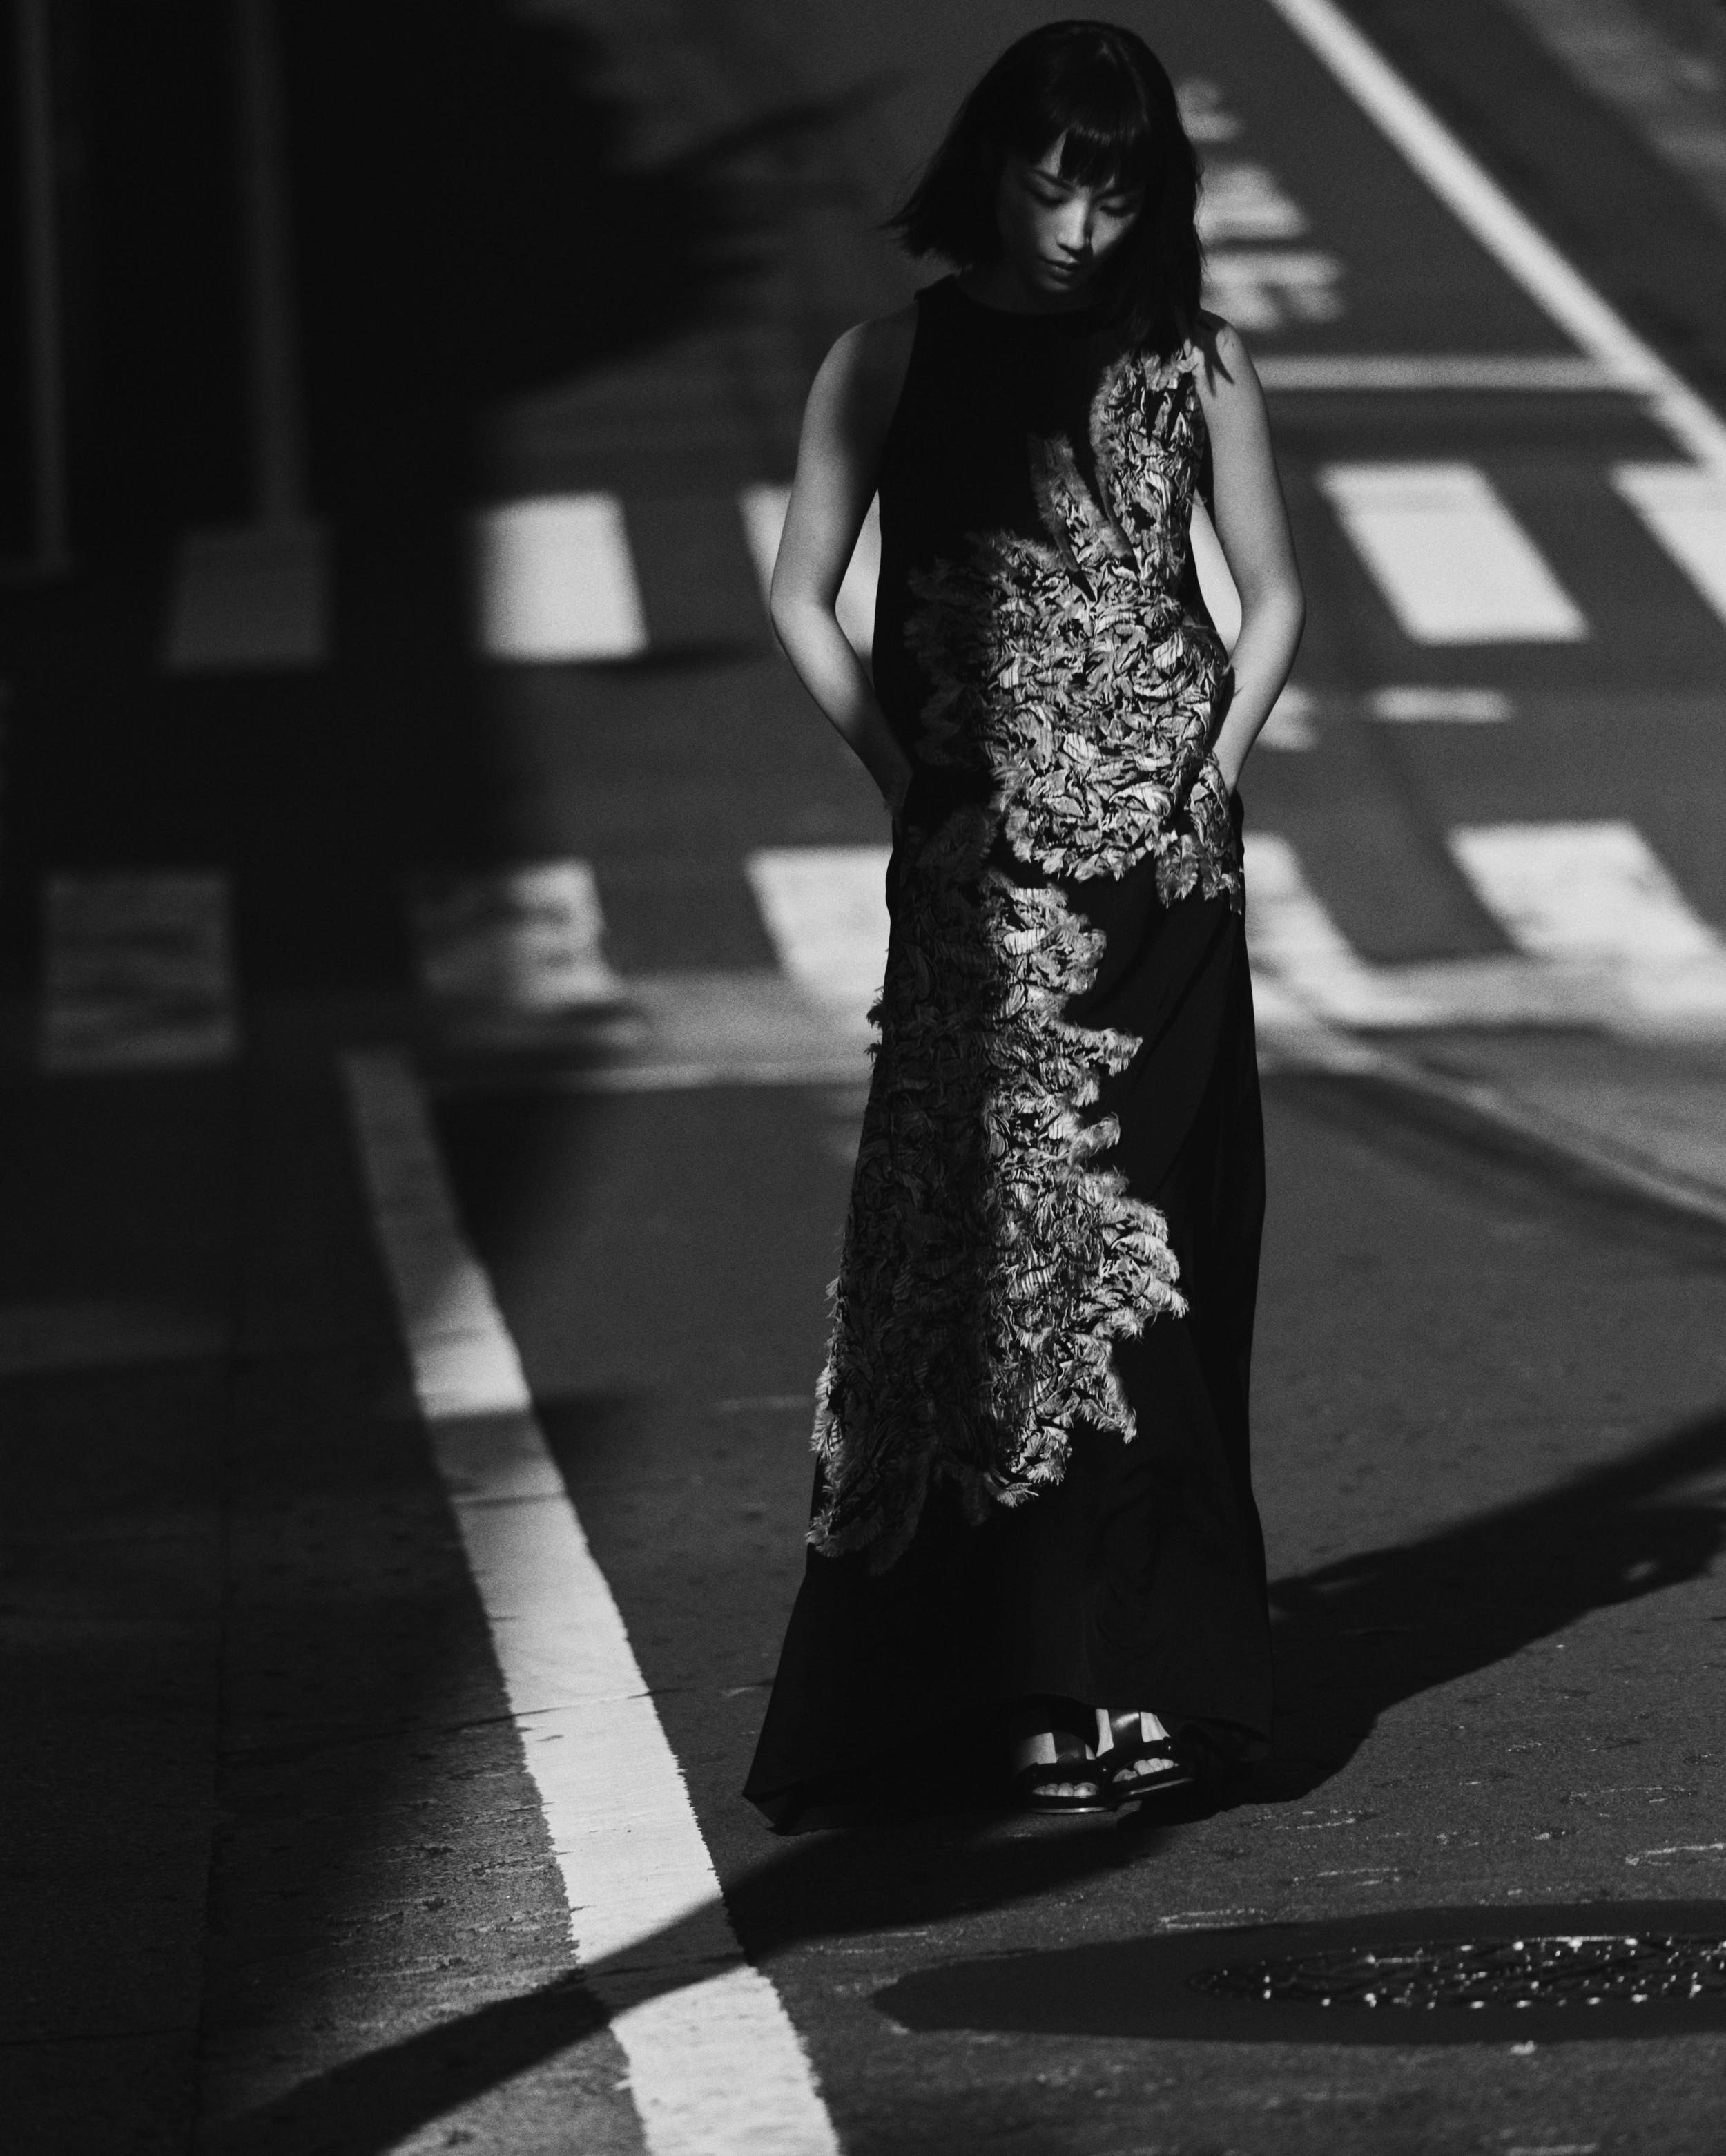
[1009,1729,1107,1805]
[1007,1698,1110,1812]
[1103,1709,1196,1800]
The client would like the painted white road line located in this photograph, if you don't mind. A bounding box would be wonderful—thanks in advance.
[474,494,648,662]
[423,821,1726,1089]
[739,483,880,660]
[1451,822,1720,965]
[1319,463,1587,643]
[1245,833,1435,1028]
[409,861,627,1040]
[342,1050,840,2156]
[431,973,869,1096]
[1367,686,1513,723]
[608,971,866,1088]
[745,846,891,1039]
[1178,77,1245,144]
[1451,820,1726,1026]
[1196,161,1309,242]
[1244,834,1611,1032]
[1262,0,1726,472]
[1200,249,1345,332]
[737,484,789,610]
[1255,354,1618,393]
[41,871,238,1073]
[1613,465,1726,626]
[162,521,329,672]
[1257,684,1317,750]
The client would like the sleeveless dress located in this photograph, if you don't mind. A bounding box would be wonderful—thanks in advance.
[745,277,1273,1827]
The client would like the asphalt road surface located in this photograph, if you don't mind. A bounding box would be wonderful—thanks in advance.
[4,3,1726,2153]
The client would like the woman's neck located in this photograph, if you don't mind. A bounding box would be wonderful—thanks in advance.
[957,260,1103,316]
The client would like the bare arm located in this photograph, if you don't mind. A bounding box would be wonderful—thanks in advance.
[1192,318,1306,793]
[770,309,918,816]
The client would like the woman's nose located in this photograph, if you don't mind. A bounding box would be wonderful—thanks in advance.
[1056,204,1094,256]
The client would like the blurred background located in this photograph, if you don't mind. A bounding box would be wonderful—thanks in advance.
[3,4,1726,2153]
[3,0,1725,1144]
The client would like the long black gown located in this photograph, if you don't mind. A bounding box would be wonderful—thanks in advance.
[745,277,1272,1828]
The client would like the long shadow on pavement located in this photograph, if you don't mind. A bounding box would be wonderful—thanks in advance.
[197,1805,1176,2155]
[197,1396,1726,2153]
[1265,1400,1726,1789]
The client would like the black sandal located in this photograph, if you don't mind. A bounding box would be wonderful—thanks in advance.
[1104,1714,1199,1805]
[1009,1743,1112,1815]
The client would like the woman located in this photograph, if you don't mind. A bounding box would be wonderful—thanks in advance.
[746,20,1303,1823]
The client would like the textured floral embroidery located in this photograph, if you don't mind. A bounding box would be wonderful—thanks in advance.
[809,807,1184,1570]
[811,342,1238,1566]
[906,351,1241,906]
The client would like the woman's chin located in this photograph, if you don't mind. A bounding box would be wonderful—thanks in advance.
[1021,269,1099,308]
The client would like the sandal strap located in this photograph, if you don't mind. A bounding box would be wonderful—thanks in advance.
[1010,1745,1109,1804]
[1107,1736,1195,1789]
[1012,1753,1104,1789]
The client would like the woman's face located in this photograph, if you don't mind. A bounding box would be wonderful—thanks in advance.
[992,135,1145,303]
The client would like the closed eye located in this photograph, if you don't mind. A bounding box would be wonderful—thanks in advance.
[1029,185,1143,214]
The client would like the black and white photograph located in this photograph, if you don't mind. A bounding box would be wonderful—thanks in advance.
[3,3,1725,2151]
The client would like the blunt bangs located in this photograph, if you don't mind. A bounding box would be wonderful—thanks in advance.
[1056,121,1154,197]
[887,20,1202,357]
[1029,59,1158,196]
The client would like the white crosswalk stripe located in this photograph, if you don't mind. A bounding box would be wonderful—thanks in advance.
[1257,684,1317,749]
[1451,820,1726,1029]
[706,827,1721,1052]
[390,830,1722,1072]
[1263,0,1726,470]
[737,484,881,661]
[473,493,648,661]
[1451,821,1721,968]
[436,459,1726,671]
[1257,353,1619,392]
[1319,462,1588,643]
[38,821,1726,1088]
[748,829,1726,1054]
[41,871,238,1072]
[1196,162,1310,242]
[1612,464,1726,627]
[735,484,788,610]
[744,846,891,1040]
[409,861,628,1045]
[1251,684,1517,742]
[1202,249,1346,331]
[1366,685,1513,722]
[1245,833,1451,1027]
[1177,76,1245,143]
[1247,827,1726,1037]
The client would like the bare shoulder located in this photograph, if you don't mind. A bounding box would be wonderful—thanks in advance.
[813,304,920,441]
[1189,312,1266,411]
[846,302,920,374]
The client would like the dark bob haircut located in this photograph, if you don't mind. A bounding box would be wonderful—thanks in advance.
[888,20,1201,357]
